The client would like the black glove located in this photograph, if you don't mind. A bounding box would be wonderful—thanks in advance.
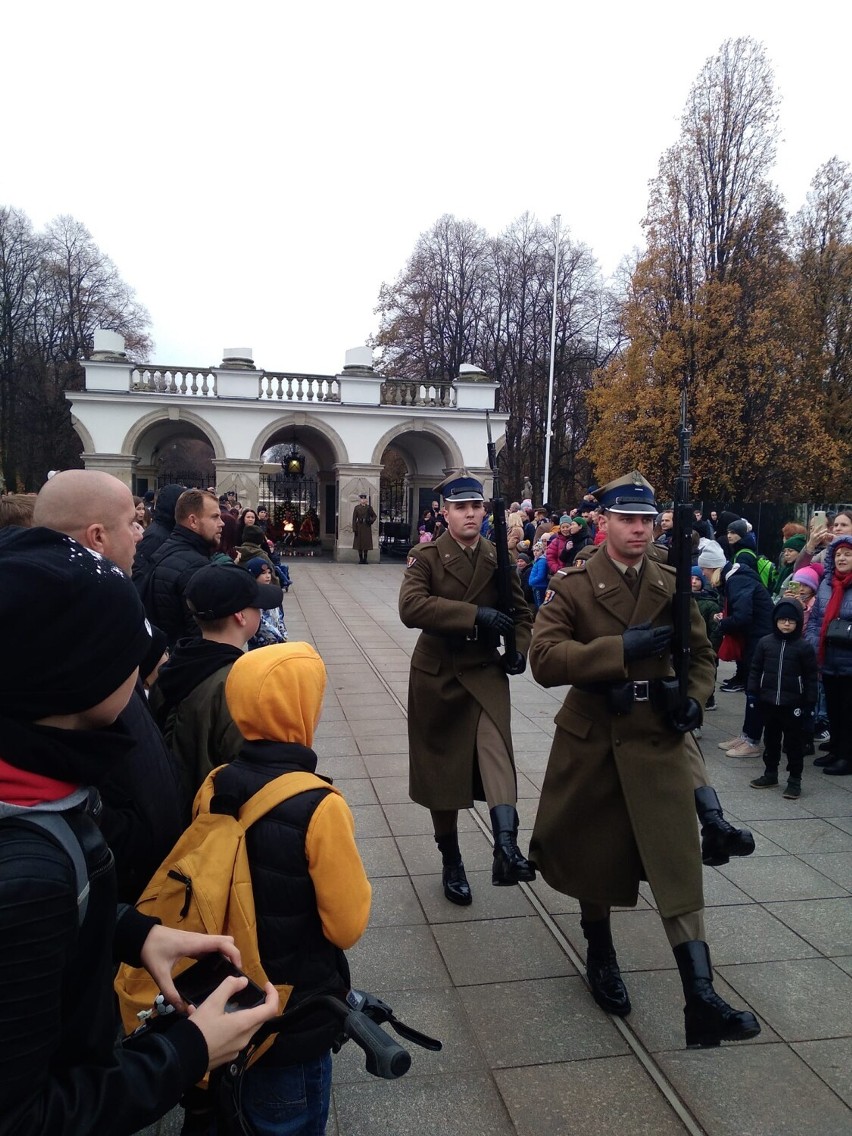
[669,697,702,734]
[475,607,514,637]
[504,652,526,676]
[622,621,673,662]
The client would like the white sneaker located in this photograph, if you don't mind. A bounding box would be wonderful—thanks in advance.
[726,739,762,758]
[718,735,745,750]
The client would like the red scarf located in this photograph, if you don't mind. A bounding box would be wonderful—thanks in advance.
[818,569,852,664]
[0,756,77,807]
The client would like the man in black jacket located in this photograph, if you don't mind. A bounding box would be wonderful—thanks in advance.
[143,488,224,647]
[33,470,187,902]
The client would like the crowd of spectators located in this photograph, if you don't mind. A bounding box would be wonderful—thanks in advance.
[0,473,369,1136]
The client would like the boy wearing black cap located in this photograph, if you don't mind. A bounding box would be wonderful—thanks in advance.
[150,563,283,796]
[0,527,277,1134]
[748,598,818,799]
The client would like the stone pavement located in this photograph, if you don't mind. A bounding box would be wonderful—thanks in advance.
[144,560,852,1136]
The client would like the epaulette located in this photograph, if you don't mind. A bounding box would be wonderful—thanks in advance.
[658,562,677,576]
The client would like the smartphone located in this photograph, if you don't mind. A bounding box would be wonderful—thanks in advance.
[811,510,828,531]
[174,954,266,1013]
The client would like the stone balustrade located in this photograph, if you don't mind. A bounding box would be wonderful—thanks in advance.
[260,372,341,402]
[379,379,457,408]
[131,367,217,396]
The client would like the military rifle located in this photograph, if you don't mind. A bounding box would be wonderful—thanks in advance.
[485,412,518,672]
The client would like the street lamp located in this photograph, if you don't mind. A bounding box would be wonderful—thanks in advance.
[542,214,560,505]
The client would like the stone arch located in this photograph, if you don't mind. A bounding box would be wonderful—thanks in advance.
[121,408,226,463]
[69,414,96,455]
[250,414,348,468]
[371,421,463,471]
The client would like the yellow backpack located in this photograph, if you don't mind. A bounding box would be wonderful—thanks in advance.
[115,766,336,1040]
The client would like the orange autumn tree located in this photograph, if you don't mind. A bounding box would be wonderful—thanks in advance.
[584,38,843,501]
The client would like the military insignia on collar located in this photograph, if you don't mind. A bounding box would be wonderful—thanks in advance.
[542,589,556,606]
[406,556,417,568]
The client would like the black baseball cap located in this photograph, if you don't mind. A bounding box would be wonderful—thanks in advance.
[185,563,283,621]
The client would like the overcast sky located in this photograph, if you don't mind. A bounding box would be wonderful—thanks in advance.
[3,1,849,375]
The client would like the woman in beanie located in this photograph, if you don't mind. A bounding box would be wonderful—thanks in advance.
[0,527,278,1134]
[804,534,852,776]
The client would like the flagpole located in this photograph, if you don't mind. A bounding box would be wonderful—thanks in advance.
[542,214,560,505]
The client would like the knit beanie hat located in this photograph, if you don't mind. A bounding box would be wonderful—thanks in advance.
[727,518,749,539]
[691,566,705,583]
[697,541,727,569]
[559,514,571,525]
[244,557,270,578]
[792,567,820,592]
[0,527,152,720]
[782,534,807,552]
[571,517,588,531]
[242,524,265,544]
[226,642,326,746]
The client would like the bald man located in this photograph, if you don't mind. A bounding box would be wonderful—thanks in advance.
[33,469,142,575]
[33,469,187,902]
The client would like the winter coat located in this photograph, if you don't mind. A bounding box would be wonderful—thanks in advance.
[131,483,184,584]
[149,639,245,797]
[718,560,775,670]
[529,547,715,918]
[693,585,723,653]
[214,742,371,1064]
[545,532,574,576]
[98,684,188,903]
[235,540,275,570]
[0,718,207,1135]
[804,541,852,677]
[748,602,819,708]
[398,531,533,809]
[141,525,215,647]
[528,555,550,607]
[351,503,376,552]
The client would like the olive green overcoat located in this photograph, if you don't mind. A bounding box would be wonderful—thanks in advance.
[352,503,377,552]
[529,548,715,918]
[399,532,533,809]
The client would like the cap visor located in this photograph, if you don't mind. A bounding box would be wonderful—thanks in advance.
[255,582,284,609]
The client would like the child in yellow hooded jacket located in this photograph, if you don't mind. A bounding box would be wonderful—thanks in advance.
[211,642,371,1135]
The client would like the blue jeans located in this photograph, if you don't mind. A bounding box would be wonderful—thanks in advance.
[239,1053,331,1136]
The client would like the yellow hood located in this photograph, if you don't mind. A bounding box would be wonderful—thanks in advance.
[225,642,326,745]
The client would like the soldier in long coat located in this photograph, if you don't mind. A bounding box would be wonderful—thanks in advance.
[352,494,376,563]
[530,471,760,1050]
[399,471,534,907]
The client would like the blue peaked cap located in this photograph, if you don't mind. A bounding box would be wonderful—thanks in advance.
[434,470,485,502]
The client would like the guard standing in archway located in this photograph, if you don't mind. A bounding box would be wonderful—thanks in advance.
[352,494,376,564]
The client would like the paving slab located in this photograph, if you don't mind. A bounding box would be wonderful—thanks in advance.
[433,917,577,985]
[333,777,379,806]
[792,1038,852,1108]
[459,976,629,1066]
[703,903,820,964]
[349,804,392,839]
[800,852,852,890]
[363,876,427,927]
[716,854,849,902]
[750,818,852,854]
[346,925,452,991]
[657,1043,852,1136]
[765,897,852,956]
[333,1073,517,1136]
[494,1056,690,1136]
[719,957,852,1041]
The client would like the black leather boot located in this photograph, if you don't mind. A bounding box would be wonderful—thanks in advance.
[490,805,536,885]
[435,833,472,906]
[673,940,761,1048]
[581,917,631,1016]
[694,786,756,866]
